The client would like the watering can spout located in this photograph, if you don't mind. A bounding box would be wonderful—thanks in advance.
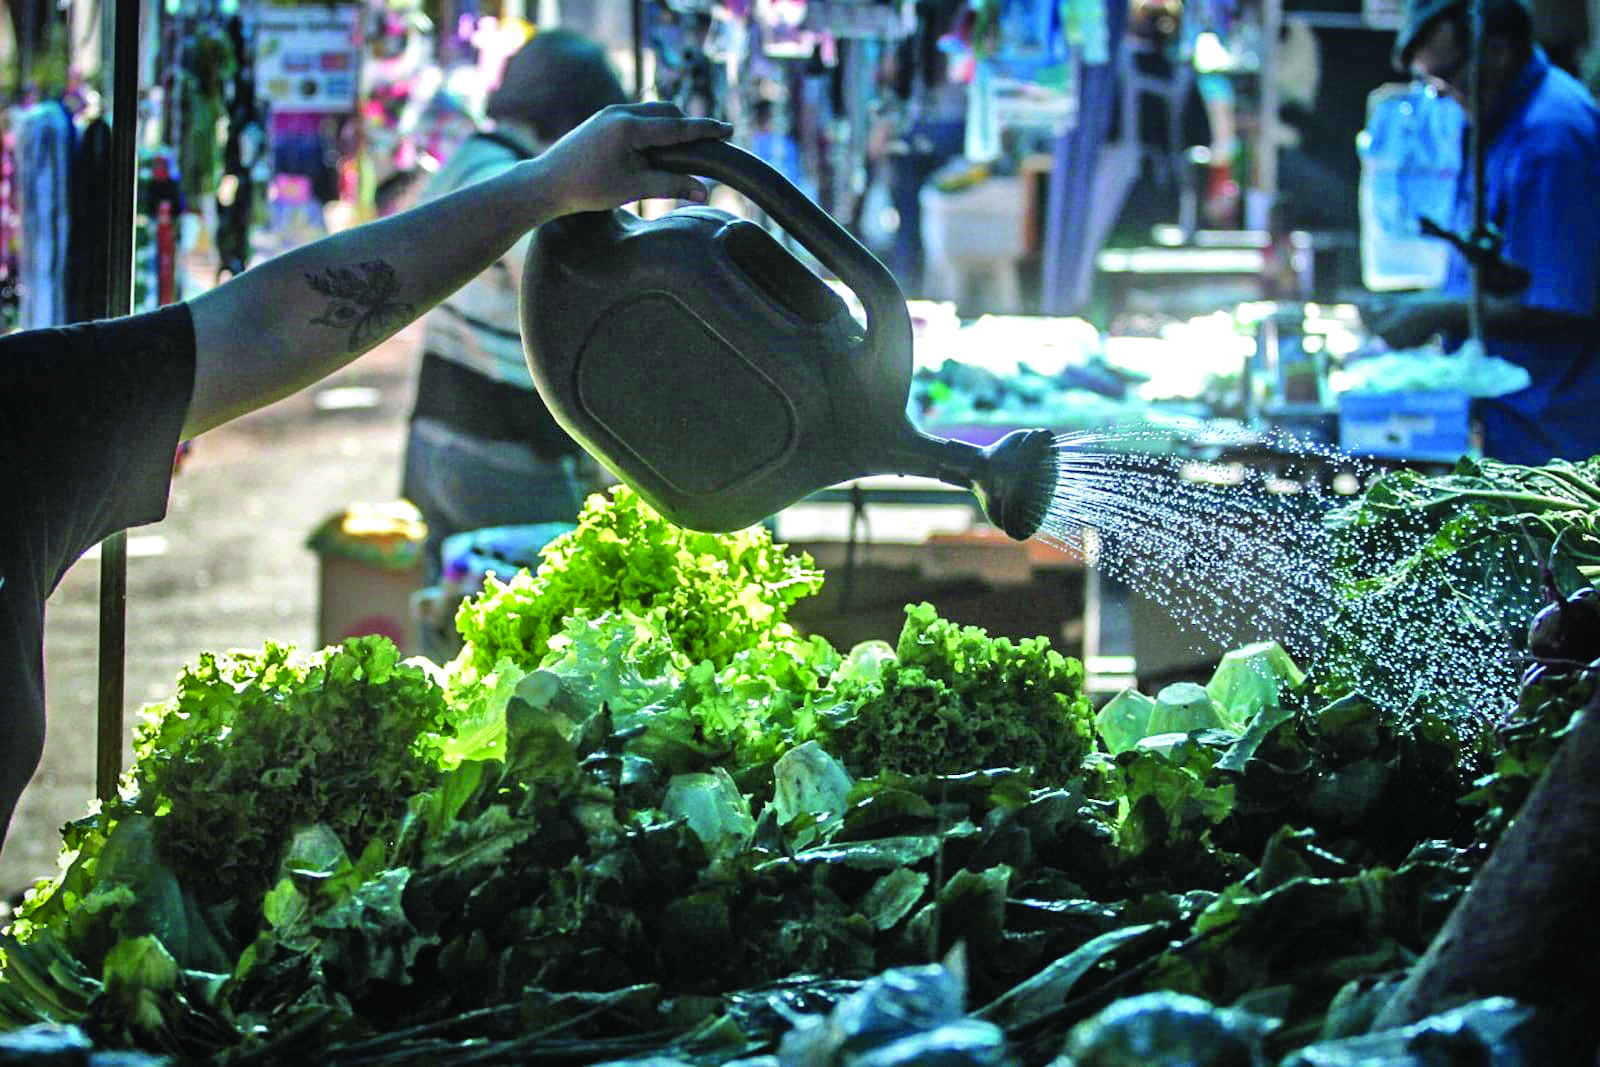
[891,426,1059,542]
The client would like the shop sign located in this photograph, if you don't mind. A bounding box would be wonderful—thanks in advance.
[254,5,364,112]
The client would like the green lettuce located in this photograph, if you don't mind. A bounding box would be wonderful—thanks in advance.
[1207,641,1305,723]
[820,603,1095,783]
[533,609,836,782]
[452,485,824,673]
[9,477,1515,1066]
[1114,736,1243,886]
[13,639,454,951]
[1096,688,1157,755]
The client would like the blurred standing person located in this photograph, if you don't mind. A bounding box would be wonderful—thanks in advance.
[1364,0,1600,464]
[400,29,627,612]
[883,4,967,296]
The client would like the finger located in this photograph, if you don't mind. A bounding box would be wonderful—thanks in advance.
[624,100,684,117]
[630,115,734,147]
[631,174,710,203]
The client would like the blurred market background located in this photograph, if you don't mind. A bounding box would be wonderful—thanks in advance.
[2,0,1598,896]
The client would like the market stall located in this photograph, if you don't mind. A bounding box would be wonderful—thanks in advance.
[771,287,1534,690]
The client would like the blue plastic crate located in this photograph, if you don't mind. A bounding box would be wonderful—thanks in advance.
[1338,391,1472,462]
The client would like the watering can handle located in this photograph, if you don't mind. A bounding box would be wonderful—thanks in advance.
[645,139,906,346]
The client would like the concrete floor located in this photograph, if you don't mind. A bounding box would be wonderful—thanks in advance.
[1,323,424,899]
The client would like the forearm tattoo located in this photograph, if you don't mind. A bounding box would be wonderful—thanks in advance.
[304,260,416,352]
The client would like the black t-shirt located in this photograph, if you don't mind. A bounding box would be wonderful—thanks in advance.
[0,304,195,827]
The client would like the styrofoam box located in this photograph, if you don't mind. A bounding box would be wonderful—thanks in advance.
[1339,390,1472,462]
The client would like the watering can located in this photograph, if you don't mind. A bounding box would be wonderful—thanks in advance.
[520,139,1055,540]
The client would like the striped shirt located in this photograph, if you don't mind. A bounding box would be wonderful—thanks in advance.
[418,126,544,388]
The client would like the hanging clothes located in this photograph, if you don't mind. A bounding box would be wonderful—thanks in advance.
[181,24,235,206]
[17,101,74,330]
[215,15,263,280]
[0,113,21,333]
[1040,0,1127,316]
[1063,0,1110,66]
[965,56,1002,163]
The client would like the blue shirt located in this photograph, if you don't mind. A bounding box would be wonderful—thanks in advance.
[1443,48,1600,464]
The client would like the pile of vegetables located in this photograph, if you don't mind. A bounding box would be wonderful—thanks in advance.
[1,467,1596,1065]
[1316,454,1600,723]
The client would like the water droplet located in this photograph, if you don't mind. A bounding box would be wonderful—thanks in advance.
[1029,424,1519,728]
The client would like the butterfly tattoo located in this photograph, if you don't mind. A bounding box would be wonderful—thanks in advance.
[304,260,416,352]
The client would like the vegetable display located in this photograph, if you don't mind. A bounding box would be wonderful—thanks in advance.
[1316,455,1600,723]
[2,473,1595,1065]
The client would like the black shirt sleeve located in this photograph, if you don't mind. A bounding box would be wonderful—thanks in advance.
[1,304,196,841]
[1,303,197,596]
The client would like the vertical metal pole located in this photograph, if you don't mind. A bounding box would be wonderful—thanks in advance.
[632,0,645,100]
[96,0,141,802]
[20,0,37,90]
[1466,0,1486,352]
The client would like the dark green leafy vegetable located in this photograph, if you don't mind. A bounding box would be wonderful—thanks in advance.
[1060,991,1273,1067]
[1317,455,1600,722]
[1460,651,1596,845]
[1114,737,1243,887]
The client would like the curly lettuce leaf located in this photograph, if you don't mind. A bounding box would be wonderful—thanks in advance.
[535,610,836,782]
[437,659,527,767]
[453,485,825,673]
[821,603,1094,783]
[112,638,449,932]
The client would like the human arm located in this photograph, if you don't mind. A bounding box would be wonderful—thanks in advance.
[415,128,542,318]
[1364,132,1600,351]
[1361,291,1592,350]
[183,103,729,438]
